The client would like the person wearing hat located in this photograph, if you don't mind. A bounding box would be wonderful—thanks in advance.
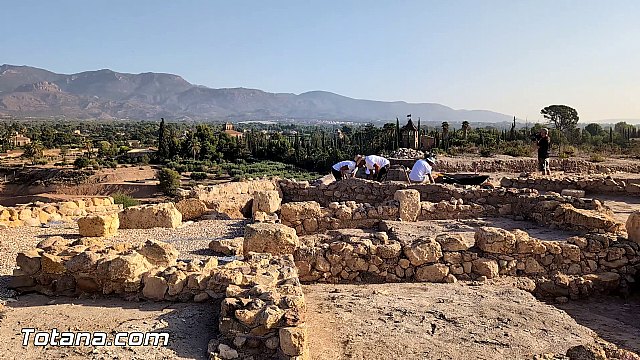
[330,155,363,181]
[364,154,391,182]
[408,155,436,184]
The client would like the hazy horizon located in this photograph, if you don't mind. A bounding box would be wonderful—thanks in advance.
[2,0,639,123]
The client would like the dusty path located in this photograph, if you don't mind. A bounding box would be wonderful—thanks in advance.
[0,294,216,360]
[304,283,637,360]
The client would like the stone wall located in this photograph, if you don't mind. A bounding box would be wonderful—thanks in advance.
[423,157,640,174]
[183,179,280,219]
[0,197,121,228]
[293,225,640,300]
[501,175,640,195]
[10,239,307,360]
[278,189,621,235]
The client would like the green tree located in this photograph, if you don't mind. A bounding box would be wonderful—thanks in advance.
[584,123,604,137]
[158,117,169,159]
[23,141,44,165]
[158,168,181,196]
[74,156,91,169]
[541,105,579,134]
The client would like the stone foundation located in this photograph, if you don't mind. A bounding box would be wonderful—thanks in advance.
[10,239,307,360]
[501,175,640,195]
[0,197,120,228]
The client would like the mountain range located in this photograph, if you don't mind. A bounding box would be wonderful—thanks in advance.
[0,64,514,123]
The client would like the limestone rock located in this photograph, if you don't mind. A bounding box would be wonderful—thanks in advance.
[279,326,307,356]
[414,263,450,282]
[118,203,182,229]
[40,253,66,274]
[103,253,152,283]
[218,343,239,359]
[626,211,640,244]
[559,204,621,233]
[77,213,119,237]
[435,233,469,251]
[209,237,244,256]
[142,275,168,300]
[566,344,606,360]
[472,258,499,278]
[175,199,208,221]
[403,238,442,266]
[244,223,300,256]
[16,250,41,275]
[394,189,420,222]
[280,201,321,222]
[560,189,586,198]
[252,190,281,216]
[138,240,179,267]
[474,227,517,254]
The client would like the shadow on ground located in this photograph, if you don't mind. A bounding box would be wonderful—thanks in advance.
[553,293,640,354]
[0,293,218,360]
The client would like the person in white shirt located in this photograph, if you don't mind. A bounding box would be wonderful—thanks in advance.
[409,155,436,183]
[331,155,363,181]
[364,155,391,182]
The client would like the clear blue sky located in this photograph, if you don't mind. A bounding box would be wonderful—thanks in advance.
[2,0,639,122]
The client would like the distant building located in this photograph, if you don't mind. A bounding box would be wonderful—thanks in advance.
[223,122,244,139]
[9,132,31,147]
[401,119,418,149]
[127,140,141,148]
[126,148,156,159]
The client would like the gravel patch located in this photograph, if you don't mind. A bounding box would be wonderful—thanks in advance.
[0,219,248,299]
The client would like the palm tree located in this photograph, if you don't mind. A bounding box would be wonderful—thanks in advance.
[441,122,450,149]
[461,121,470,140]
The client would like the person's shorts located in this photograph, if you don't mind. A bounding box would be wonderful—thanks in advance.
[538,157,549,171]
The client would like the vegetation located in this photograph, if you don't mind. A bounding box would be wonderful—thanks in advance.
[111,193,140,208]
[2,110,640,184]
[158,168,181,196]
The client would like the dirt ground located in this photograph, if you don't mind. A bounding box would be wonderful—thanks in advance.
[304,283,640,360]
[0,294,216,360]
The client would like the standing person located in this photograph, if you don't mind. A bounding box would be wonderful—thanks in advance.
[364,154,391,182]
[330,155,363,181]
[409,155,436,183]
[536,128,551,175]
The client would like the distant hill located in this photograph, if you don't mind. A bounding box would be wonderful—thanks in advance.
[0,64,514,122]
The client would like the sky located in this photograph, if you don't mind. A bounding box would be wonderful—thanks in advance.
[1,0,640,123]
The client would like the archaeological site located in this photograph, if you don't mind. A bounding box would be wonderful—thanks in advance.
[1,158,640,359]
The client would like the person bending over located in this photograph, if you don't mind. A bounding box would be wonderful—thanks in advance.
[409,155,436,184]
[331,155,363,181]
[364,154,390,182]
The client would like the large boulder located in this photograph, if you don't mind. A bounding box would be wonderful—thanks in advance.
[280,201,321,223]
[403,238,442,266]
[472,258,499,278]
[626,211,640,244]
[175,199,208,221]
[414,263,449,282]
[279,326,307,357]
[558,204,621,233]
[394,189,420,222]
[435,233,470,251]
[137,240,179,267]
[474,227,517,254]
[244,223,300,256]
[118,203,182,229]
[77,213,119,237]
[252,190,281,216]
